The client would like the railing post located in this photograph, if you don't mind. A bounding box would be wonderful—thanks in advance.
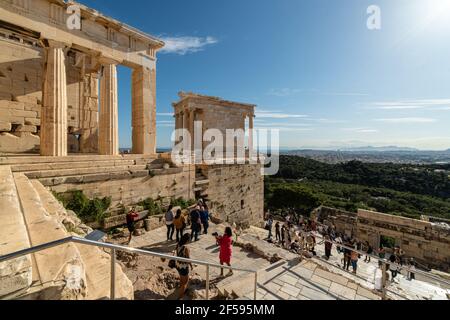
[110,248,116,300]
[205,265,210,300]
[254,272,258,300]
[381,261,387,300]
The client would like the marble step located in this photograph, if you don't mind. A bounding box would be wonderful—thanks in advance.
[13,173,87,300]
[10,159,137,172]
[39,170,150,186]
[0,154,158,165]
[0,166,32,298]
[32,180,133,300]
[24,165,148,179]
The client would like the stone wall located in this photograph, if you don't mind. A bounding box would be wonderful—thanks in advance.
[315,206,450,272]
[200,163,264,228]
[50,164,196,214]
[357,209,450,272]
[0,35,99,153]
[313,206,357,238]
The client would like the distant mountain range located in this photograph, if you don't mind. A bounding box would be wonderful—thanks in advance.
[338,146,420,152]
[280,146,450,153]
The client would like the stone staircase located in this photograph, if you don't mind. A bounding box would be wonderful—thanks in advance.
[0,154,181,187]
[0,166,133,300]
[194,167,209,200]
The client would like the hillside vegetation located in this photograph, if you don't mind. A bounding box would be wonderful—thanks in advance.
[265,156,450,220]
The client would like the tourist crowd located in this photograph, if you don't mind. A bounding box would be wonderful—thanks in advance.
[264,211,417,282]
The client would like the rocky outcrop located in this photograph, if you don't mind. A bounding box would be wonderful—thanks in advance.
[0,166,133,300]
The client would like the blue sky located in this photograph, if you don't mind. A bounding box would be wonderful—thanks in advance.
[79,0,450,150]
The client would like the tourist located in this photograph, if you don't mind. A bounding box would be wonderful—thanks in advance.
[289,224,297,246]
[215,227,233,277]
[285,213,292,225]
[284,224,291,249]
[374,261,384,292]
[190,206,201,241]
[378,246,386,259]
[389,253,399,282]
[165,205,175,241]
[175,233,193,300]
[126,206,139,244]
[310,219,317,232]
[265,215,273,240]
[364,241,373,263]
[275,222,281,242]
[335,234,343,254]
[299,215,305,225]
[350,247,359,274]
[343,240,352,271]
[200,204,210,234]
[324,234,333,260]
[280,224,286,245]
[173,209,185,242]
[407,258,416,281]
[398,247,405,266]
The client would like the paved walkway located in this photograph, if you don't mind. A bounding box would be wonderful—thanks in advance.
[129,223,381,300]
[243,226,450,300]
[129,224,271,288]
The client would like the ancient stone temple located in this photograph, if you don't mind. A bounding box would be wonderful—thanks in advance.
[173,92,255,156]
[0,0,161,155]
[172,92,263,228]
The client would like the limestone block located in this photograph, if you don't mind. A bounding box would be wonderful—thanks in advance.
[0,121,11,131]
[16,125,37,133]
[0,271,32,297]
[0,132,39,153]
[24,118,40,126]
[0,100,25,110]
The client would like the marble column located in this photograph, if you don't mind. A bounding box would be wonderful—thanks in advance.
[189,109,195,149]
[41,41,68,156]
[98,63,119,155]
[182,110,188,149]
[132,66,156,155]
[248,113,254,155]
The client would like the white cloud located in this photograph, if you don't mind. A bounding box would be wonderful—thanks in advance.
[255,110,308,119]
[267,88,304,97]
[370,99,450,110]
[267,88,368,97]
[157,113,173,117]
[342,127,379,133]
[256,127,314,132]
[159,36,218,55]
[374,117,437,123]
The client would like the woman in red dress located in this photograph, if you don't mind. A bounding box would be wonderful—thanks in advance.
[216,227,233,277]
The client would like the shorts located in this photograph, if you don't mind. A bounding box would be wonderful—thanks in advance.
[127,222,135,233]
[177,267,189,277]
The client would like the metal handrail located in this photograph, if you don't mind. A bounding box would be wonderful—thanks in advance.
[0,236,258,300]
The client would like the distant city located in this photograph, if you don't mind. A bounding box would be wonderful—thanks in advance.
[281,147,450,164]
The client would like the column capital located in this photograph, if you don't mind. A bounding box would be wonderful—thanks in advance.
[44,39,70,49]
[98,56,120,66]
